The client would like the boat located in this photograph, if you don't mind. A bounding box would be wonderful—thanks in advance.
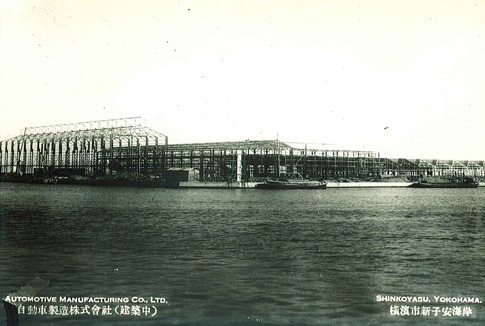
[255,137,327,189]
[255,172,327,189]
[255,177,327,189]
[409,177,479,188]
[32,176,58,184]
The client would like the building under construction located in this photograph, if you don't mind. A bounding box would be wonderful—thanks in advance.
[1,117,484,182]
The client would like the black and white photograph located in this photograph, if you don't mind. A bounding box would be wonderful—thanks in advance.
[1,1,484,325]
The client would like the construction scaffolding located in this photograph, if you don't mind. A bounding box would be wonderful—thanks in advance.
[414,159,485,178]
[1,118,484,181]
[161,142,484,181]
[0,117,168,177]
[163,141,382,181]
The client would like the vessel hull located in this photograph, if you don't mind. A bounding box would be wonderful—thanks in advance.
[255,180,327,189]
[409,182,479,188]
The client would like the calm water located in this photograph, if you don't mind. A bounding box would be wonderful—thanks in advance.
[0,183,484,325]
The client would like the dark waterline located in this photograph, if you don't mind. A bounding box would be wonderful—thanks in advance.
[1,183,484,325]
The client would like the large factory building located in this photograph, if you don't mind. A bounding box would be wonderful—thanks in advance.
[1,117,484,182]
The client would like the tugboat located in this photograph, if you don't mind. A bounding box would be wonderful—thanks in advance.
[409,177,479,188]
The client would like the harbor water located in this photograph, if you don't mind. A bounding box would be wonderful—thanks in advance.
[1,183,484,325]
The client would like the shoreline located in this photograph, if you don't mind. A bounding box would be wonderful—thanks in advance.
[176,181,416,188]
[1,175,483,188]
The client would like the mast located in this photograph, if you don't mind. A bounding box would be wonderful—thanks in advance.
[277,133,280,177]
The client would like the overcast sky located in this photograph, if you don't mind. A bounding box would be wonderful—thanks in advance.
[1,0,484,159]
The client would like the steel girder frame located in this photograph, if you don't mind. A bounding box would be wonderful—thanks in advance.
[164,140,288,181]
[4,126,483,179]
[464,161,484,177]
[163,141,381,181]
[410,159,485,177]
[164,140,484,181]
[0,117,168,177]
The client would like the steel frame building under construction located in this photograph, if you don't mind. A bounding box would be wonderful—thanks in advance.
[1,117,484,181]
[0,117,168,178]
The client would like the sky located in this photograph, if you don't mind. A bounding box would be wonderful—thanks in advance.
[1,0,484,159]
